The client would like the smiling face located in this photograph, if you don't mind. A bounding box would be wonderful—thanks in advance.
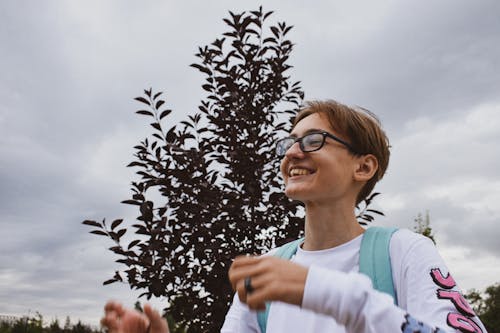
[280,112,360,205]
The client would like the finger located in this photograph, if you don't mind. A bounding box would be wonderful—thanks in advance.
[235,278,247,304]
[244,270,269,292]
[230,255,261,270]
[235,269,270,303]
[101,311,120,333]
[229,257,280,296]
[102,300,126,333]
[246,289,272,311]
[104,300,116,314]
[244,276,283,311]
[229,266,259,291]
[228,258,268,290]
[143,304,169,333]
[235,272,272,308]
[104,300,125,316]
[247,268,308,308]
[228,256,262,281]
[236,280,267,311]
[101,310,118,326]
[120,310,149,333]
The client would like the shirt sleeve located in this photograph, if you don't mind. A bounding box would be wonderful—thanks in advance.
[220,248,279,333]
[301,231,487,332]
[220,293,260,333]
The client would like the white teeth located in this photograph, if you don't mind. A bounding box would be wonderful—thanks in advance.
[289,168,312,177]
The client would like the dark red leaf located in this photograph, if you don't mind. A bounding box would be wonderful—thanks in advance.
[132,194,144,201]
[121,199,141,206]
[82,220,101,227]
[128,240,141,249]
[159,109,172,120]
[117,229,126,238]
[134,97,150,105]
[166,127,176,142]
[366,209,385,216]
[113,271,123,281]
[90,230,107,236]
[151,123,162,131]
[152,133,163,140]
[263,37,277,44]
[270,26,280,38]
[116,259,131,265]
[127,161,146,168]
[155,100,165,109]
[111,219,123,230]
[136,110,154,116]
[189,63,212,76]
[264,10,274,20]
[283,25,293,36]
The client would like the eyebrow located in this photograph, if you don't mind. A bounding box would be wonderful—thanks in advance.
[290,128,325,137]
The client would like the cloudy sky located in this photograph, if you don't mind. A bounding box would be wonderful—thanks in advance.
[1,0,499,327]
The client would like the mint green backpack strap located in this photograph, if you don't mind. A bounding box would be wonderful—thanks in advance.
[359,226,398,304]
[257,228,398,332]
[256,237,304,333]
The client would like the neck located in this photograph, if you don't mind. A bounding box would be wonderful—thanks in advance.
[302,199,364,251]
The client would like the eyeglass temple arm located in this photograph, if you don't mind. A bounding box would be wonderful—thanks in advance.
[325,133,358,153]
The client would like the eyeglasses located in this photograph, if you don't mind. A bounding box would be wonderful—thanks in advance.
[275,131,357,157]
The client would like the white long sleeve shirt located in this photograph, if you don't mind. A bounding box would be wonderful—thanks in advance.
[221,229,486,332]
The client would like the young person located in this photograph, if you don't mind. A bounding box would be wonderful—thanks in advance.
[101,100,486,332]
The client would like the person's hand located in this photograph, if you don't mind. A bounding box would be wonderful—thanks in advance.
[101,301,169,333]
[228,256,308,310]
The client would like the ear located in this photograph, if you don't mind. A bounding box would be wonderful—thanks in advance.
[353,154,378,182]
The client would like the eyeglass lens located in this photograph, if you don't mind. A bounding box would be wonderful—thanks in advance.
[276,133,325,156]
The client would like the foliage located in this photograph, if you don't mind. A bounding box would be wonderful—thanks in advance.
[134,302,186,333]
[465,283,500,333]
[84,7,304,332]
[165,313,188,333]
[413,210,436,244]
[0,314,100,333]
[83,6,384,332]
[355,192,384,226]
[48,319,62,333]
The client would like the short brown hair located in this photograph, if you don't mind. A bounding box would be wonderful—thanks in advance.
[293,100,390,205]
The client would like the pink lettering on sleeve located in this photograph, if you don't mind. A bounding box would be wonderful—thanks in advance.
[429,269,483,332]
[447,313,483,333]
[430,268,456,289]
[437,290,475,317]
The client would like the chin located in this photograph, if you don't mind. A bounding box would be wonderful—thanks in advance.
[284,186,310,202]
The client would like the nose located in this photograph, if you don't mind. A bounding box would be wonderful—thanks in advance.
[284,141,305,159]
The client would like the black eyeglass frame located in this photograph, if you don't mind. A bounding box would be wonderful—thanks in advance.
[275,131,358,157]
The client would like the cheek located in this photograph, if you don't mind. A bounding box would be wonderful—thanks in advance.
[280,159,287,181]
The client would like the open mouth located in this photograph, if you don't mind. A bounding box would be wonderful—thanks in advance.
[289,167,315,177]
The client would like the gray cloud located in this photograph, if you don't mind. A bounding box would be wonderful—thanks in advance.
[283,0,500,131]
[1,0,499,326]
